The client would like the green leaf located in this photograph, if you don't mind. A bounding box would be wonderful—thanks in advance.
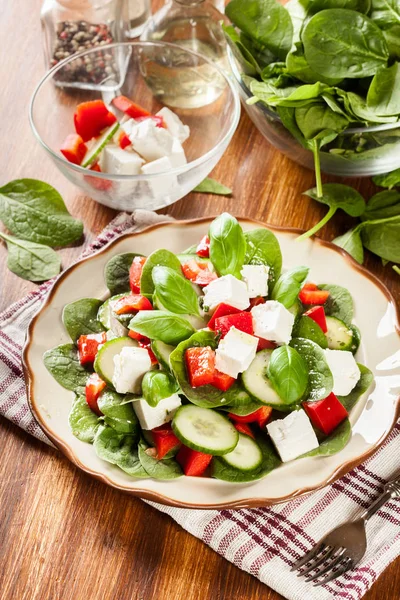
[68,394,100,443]
[62,298,105,342]
[372,167,400,189]
[152,266,200,316]
[142,371,179,407]
[0,179,83,247]
[292,315,328,348]
[286,43,342,85]
[220,397,265,416]
[362,190,400,220]
[129,310,195,345]
[300,418,352,457]
[209,213,246,279]
[307,0,371,12]
[290,337,333,401]
[271,265,309,308]
[140,249,182,295]
[338,364,373,412]
[44,343,88,393]
[0,232,61,282]
[267,345,309,404]
[93,426,147,478]
[367,62,400,116]
[138,439,183,480]
[319,284,354,325]
[193,178,232,195]
[222,24,261,76]
[332,226,365,264]
[371,0,400,29]
[244,228,283,287]
[360,214,400,262]
[383,25,400,59]
[295,104,349,141]
[97,389,139,435]
[337,89,398,124]
[104,252,144,295]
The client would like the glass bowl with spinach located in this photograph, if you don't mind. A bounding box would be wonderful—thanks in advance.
[225,0,400,179]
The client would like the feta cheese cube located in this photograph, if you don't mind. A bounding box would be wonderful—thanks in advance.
[133,393,182,430]
[203,275,250,312]
[141,156,179,199]
[241,265,270,298]
[267,409,319,462]
[324,349,361,396]
[251,301,295,345]
[128,119,175,162]
[215,326,258,378]
[100,145,144,175]
[141,156,173,175]
[169,138,187,168]
[112,346,152,394]
[121,117,137,136]
[156,107,190,143]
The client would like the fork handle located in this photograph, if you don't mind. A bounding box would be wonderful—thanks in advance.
[361,473,400,522]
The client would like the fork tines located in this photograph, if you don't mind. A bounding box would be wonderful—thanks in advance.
[292,544,353,586]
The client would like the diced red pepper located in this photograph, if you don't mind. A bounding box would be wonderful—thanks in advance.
[208,303,241,330]
[60,133,87,165]
[152,423,181,459]
[234,422,255,439]
[304,305,328,333]
[84,163,113,191]
[73,100,117,142]
[77,332,107,365]
[129,256,147,293]
[181,259,218,286]
[256,338,276,352]
[128,330,151,344]
[185,346,215,388]
[119,131,131,149]
[113,294,153,315]
[138,341,158,365]
[299,283,330,305]
[213,311,254,338]
[196,235,210,258]
[85,373,106,416]
[303,392,348,435]
[212,369,235,391]
[136,115,166,128]
[229,406,272,428]
[176,445,212,476]
[249,297,266,308]
[111,95,152,119]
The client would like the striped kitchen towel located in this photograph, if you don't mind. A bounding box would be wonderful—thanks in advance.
[0,209,399,600]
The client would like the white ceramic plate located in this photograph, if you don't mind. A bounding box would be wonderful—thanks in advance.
[23,218,400,509]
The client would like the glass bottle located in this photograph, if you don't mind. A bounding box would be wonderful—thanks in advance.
[126,0,152,38]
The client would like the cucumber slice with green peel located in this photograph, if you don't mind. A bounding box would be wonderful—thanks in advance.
[97,294,126,329]
[172,405,239,455]
[242,350,283,406]
[94,336,138,385]
[81,123,120,168]
[151,340,175,371]
[325,316,354,351]
[219,433,263,472]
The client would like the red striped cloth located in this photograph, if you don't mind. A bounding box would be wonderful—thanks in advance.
[1,210,399,600]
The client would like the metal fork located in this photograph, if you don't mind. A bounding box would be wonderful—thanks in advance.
[291,472,400,586]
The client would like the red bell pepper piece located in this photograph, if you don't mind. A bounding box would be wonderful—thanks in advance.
[304,305,328,333]
[229,406,272,428]
[73,100,117,142]
[196,235,210,258]
[152,423,181,459]
[185,346,215,387]
[136,115,165,128]
[299,283,330,305]
[113,294,153,315]
[129,256,147,293]
[85,373,106,416]
[256,338,276,352]
[234,422,255,439]
[181,259,218,286]
[84,163,113,191]
[212,369,235,391]
[176,445,212,476]
[303,392,348,435]
[77,332,106,365]
[60,133,87,165]
[208,303,241,330]
[249,296,266,308]
[119,131,131,149]
[213,311,254,338]
[111,95,152,118]
[128,330,151,345]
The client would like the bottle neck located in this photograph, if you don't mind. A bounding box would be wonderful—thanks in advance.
[174,0,206,6]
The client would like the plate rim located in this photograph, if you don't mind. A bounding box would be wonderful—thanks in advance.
[22,216,400,509]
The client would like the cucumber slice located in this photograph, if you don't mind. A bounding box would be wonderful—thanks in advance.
[325,316,354,351]
[219,433,263,472]
[242,350,282,406]
[151,340,175,371]
[94,337,137,385]
[177,254,215,271]
[172,405,239,455]
[288,300,302,318]
[97,294,126,329]
[81,123,120,168]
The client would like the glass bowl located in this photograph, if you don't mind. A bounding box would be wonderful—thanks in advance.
[228,49,400,178]
[30,42,240,211]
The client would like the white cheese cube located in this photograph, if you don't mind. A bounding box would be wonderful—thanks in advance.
[267,409,319,462]
[112,347,152,394]
[241,265,270,298]
[100,145,144,175]
[121,117,137,136]
[324,349,361,396]
[203,275,250,312]
[156,107,190,143]
[128,119,175,162]
[251,301,295,345]
[133,393,182,430]
[169,138,187,168]
[215,327,258,378]
[141,156,179,198]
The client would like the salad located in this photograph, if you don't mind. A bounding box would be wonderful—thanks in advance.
[44,213,373,482]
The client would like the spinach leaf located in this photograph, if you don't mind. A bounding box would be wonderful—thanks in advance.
[384,25,400,59]
[286,43,342,86]
[93,426,147,478]
[103,416,137,434]
[152,266,200,316]
[319,284,354,325]
[138,439,183,480]
[0,232,61,282]
[129,310,195,345]
[68,394,100,443]
[244,228,283,286]
[360,214,400,262]
[105,252,144,295]
[307,0,371,12]
[118,446,148,478]
[225,0,294,59]
[253,82,333,107]
[140,249,182,295]
[361,190,400,220]
[44,343,88,393]
[277,105,309,147]
[338,364,373,412]
[212,434,281,482]
[97,389,139,436]
[295,104,349,142]
[367,62,400,116]
[223,24,261,76]
[142,371,179,407]
[302,9,389,79]
[292,315,328,348]
[301,418,351,457]
[193,177,233,195]
[267,345,309,404]
[290,337,333,400]
[332,226,365,264]
[371,0,400,28]
[349,324,361,355]
[62,298,105,341]
[220,397,265,416]
[337,89,398,124]
[209,213,246,279]
[271,265,309,308]
[0,179,83,247]
[372,167,400,189]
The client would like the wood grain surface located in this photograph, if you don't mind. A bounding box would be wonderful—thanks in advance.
[0,1,399,599]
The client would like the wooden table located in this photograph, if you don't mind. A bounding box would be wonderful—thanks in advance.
[1,1,399,598]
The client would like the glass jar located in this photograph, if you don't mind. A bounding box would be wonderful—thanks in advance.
[127,0,151,38]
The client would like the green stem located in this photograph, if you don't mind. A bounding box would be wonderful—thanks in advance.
[312,140,323,198]
[297,206,337,241]
[393,265,400,276]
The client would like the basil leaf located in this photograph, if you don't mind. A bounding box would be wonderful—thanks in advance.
[105,252,144,295]
[142,371,179,407]
[271,265,309,308]
[68,394,100,443]
[193,178,232,195]
[367,62,400,116]
[138,439,183,480]
[244,228,283,286]
[152,266,200,316]
[0,232,61,282]
[372,167,400,189]
[94,426,147,477]
[361,190,400,221]
[300,418,352,457]
[332,226,365,264]
[220,397,265,416]
[360,214,400,262]
[0,179,83,247]
[44,343,88,393]
[209,213,246,279]
[338,364,373,412]
[97,389,139,435]
[62,298,105,342]
[129,310,195,345]
[290,337,333,401]
[319,284,354,325]
[267,345,309,404]
[292,315,328,348]
[140,249,182,295]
